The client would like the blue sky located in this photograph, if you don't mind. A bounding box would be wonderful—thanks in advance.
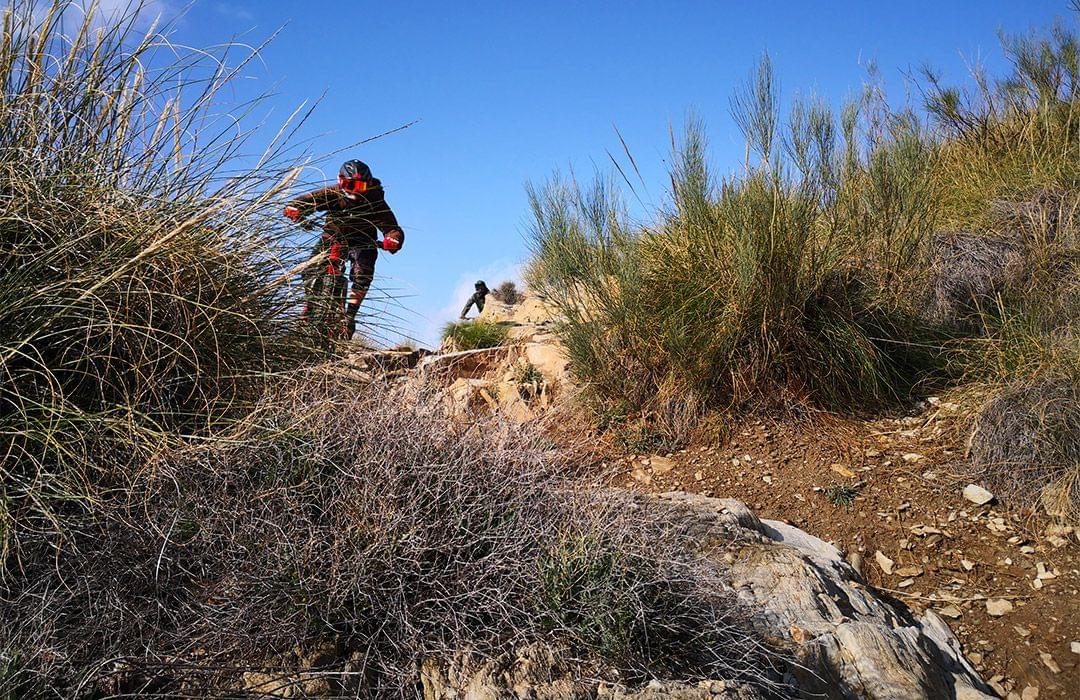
[151,1,1070,346]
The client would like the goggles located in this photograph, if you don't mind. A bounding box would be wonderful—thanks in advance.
[339,175,370,193]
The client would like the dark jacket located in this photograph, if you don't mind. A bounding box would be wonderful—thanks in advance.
[287,179,403,246]
[460,288,489,318]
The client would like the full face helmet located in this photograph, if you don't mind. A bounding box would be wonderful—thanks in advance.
[338,160,373,194]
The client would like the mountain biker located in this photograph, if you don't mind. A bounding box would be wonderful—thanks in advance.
[284,160,405,339]
[459,280,489,319]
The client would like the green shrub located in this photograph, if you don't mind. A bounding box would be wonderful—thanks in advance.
[826,484,861,509]
[441,320,510,350]
[515,360,545,387]
[527,59,945,429]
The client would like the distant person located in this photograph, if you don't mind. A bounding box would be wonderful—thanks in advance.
[284,159,405,339]
[459,280,489,319]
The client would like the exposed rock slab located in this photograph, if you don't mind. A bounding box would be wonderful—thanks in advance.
[423,493,993,700]
[654,492,994,700]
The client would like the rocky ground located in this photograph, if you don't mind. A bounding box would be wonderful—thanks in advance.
[352,295,1078,698]
[613,412,1079,699]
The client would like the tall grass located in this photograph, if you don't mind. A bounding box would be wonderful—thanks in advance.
[528,16,1080,516]
[528,59,944,432]
[0,2,311,553]
[923,20,1079,230]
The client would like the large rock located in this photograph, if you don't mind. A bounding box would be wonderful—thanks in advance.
[419,346,510,380]
[657,492,994,700]
[522,341,571,385]
[423,494,994,700]
[480,295,558,325]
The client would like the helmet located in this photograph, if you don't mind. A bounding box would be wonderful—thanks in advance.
[475,280,488,291]
[338,160,373,193]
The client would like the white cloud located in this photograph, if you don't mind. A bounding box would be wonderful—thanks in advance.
[34,1,171,31]
[215,3,253,21]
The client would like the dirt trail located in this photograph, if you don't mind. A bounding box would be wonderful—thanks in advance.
[613,410,1079,699]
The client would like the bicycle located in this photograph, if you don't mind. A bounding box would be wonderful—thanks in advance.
[298,216,387,343]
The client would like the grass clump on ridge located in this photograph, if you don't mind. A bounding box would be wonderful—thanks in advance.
[442,319,510,350]
[528,58,945,436]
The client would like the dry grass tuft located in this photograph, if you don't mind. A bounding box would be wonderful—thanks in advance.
[969,378,1080,521]
[924,230,1027,327]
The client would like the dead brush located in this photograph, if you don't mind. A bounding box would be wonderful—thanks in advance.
[0,374,786,697]
[968,378,1080,522]
[923,229,1027,328]
[491,280,523,304]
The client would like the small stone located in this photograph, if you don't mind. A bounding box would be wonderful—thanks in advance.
[848,552,863,575]
[865,448,881,457]
[898,578,915,588]
[1020,546,1035,554]
[762,474,773,484]
[1070,641,1079,654]
[938,605,963,619]
[830,464,856,478]
[694,470,704,481]
[875,551,895,575]
[1021,687,1039,700]
[650,456,675,474]
[1032,578,1043,590]
[1038,652,1060,673]
[986,598,1013,617]
[630,468,652,485]
[1013,625,1031,638]
[902,452,925,463]
[895,566,923,578]
[963,484,994,505]
[1036,562,1057,580]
